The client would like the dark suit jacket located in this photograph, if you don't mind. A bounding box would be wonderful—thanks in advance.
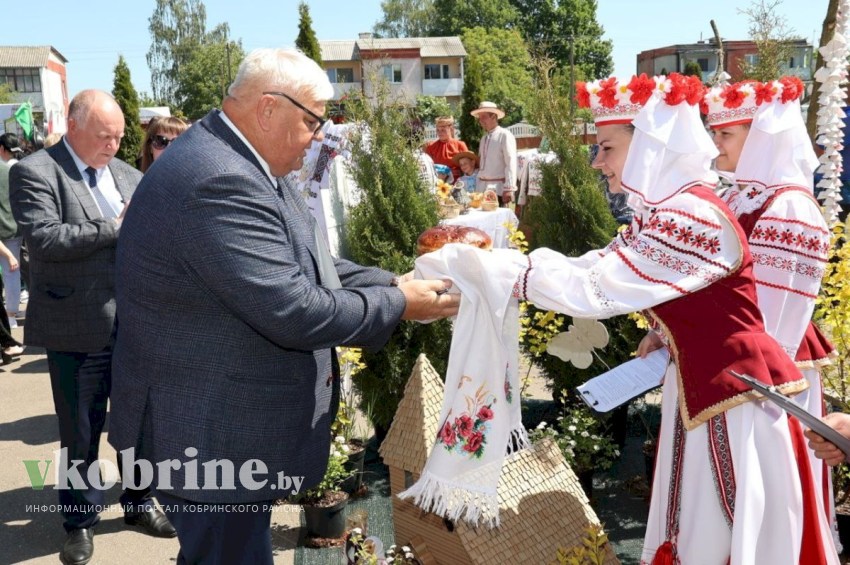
[109,110,407,503]
[9,142,140,352]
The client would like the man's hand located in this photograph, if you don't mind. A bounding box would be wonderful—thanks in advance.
[398,279,459,321]
[501,191,513,204]
[804,412,850,466]
[116,200,131,227]
[636,331,665,358]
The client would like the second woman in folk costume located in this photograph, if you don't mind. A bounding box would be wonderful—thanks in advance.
[704,77,839,550]
[511,73,838,563]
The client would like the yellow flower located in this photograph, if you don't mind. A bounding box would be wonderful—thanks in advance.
[436,180,452,200]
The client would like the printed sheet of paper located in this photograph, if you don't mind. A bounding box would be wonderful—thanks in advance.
[576,348,670,413]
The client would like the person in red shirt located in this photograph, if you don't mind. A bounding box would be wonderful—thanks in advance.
[424,116,468,179]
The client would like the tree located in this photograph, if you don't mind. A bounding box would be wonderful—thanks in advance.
[344,83,452,431]
[460,27,534,125]
[147,0,208,108]
[373,0,434,38]
[175,39,245,120]
[414,95,453,124]
[112,56,144,167]
[683,61,703,78]
[0,83,13,104]
[295,2,322,64]
[428,0,518,36]
[511,0,613,80]
[738,0,801,81]
[459,56,485,151]
[522,59,642,406]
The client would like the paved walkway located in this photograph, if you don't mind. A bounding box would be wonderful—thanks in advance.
[0,324,303,564]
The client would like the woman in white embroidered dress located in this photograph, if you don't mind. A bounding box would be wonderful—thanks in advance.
[512,74,838,564]
[703,77,839,550]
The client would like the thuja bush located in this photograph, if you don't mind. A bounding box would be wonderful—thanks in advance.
[523,60,642,402]
[344,82,452,430]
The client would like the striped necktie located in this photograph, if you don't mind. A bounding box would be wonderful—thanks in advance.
[84,167,116,219]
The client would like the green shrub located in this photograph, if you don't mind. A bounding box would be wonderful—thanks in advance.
[344,82,453,429]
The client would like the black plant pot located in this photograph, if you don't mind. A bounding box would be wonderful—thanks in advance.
[304,495,349,539]
[340,444,366,495]
[836,511,850,549]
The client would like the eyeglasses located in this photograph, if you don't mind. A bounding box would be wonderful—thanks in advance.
[151,135,176,150]
[263,91,326,134]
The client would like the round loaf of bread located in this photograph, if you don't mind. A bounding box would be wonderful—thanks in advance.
[416,225,493,256]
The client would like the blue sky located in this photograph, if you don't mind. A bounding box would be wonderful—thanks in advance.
[5,0,828,98]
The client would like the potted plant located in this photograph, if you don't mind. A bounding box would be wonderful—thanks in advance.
[293,438,353,539]
[528,404,620,501]
[344,525,423,565]
[335,347,372,494]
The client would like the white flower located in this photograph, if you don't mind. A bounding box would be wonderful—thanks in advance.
[567,425,577,432]
[568,440,576,447]
[402,546,411,552]
[405,553,415,559]
[335,435,346,444]
[591,434,599,440]
[580,431,590,438]
[342,444,350,453]
[593,444,599,451]
[614,450,621,457]
[536,421,548,430]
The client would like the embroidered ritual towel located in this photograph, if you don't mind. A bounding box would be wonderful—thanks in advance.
[399,244,529,527]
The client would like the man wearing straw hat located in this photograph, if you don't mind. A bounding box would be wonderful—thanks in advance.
[471,101,516,207]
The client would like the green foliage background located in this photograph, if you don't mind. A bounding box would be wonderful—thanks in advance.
[344,82,452,429]
[111,56,144,167]
[523,61,641,400]
[295,2,323,64]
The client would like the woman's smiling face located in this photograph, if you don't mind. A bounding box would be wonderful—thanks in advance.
[592,124,634,193]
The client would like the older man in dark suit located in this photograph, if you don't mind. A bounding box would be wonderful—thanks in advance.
[10,89,175,565]
[109,48,459,564]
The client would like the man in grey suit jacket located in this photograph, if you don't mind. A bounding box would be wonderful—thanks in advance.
[10,90,175,565]
[109,49,459,564]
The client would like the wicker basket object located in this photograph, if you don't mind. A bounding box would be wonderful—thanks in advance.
[438,202,461,219]
[481,200,498,212]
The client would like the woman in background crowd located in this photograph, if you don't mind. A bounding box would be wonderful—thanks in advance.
[139,116,189,173]
[424,116,468,180]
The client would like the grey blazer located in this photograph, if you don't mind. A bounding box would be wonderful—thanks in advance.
[109,110,408,503]
[9,142,140,352]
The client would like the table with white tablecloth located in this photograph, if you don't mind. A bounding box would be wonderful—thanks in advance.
[441,207,519,248]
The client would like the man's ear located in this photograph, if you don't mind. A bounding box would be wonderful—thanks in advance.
[257,96,276,133]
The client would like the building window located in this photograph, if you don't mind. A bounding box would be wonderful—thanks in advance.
[326,67,355,84]
[382,64,402,83]
[697,58,709,72]
[744,53,760,66]
[0,67,41,93]
[788,56,797,68]
[424,64,451,79]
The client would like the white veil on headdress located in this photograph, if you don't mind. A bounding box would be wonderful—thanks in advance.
[577,73,718,212]
[622,93,719,210]
[734,79,817,192]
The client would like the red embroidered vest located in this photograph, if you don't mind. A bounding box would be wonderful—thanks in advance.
[734,185,835,366]
[649,186,807,430]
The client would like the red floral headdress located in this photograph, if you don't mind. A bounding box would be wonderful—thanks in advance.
[702,76,805,129]
[576,73,705,126]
